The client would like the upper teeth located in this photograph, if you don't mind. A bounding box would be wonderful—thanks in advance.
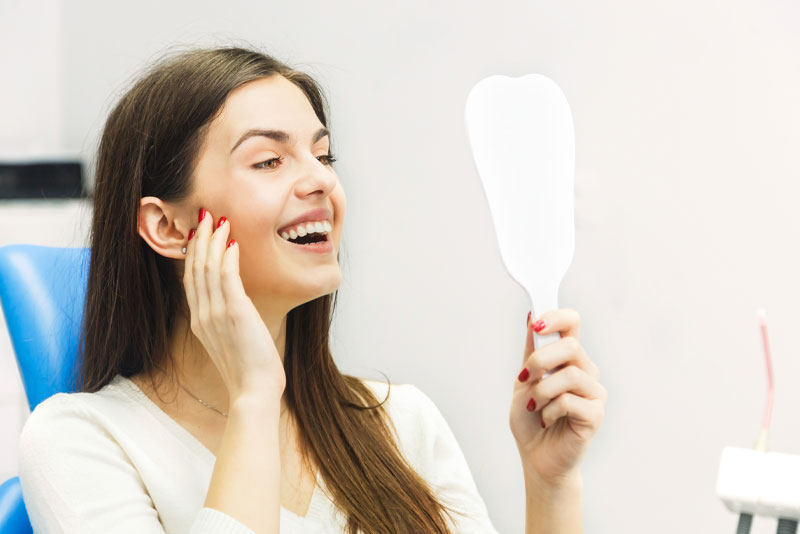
[280,220,332,241]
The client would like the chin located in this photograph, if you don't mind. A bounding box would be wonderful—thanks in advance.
[300,267,342,300]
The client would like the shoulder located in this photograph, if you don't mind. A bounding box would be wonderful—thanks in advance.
[358,379,448,468]
[20,377,131,441]
[16,383,169,532]
[18,377,140,467]
[17,392,118,501]
[20,392,92,445]
[360,379,440,421]
[358,379,500,532]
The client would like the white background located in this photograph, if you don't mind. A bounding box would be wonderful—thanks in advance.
[2,1,800,532]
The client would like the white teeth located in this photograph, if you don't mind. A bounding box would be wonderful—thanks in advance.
[279,219,332,242]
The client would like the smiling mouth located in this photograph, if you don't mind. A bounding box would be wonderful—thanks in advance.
[286,233,328,245]
[278,230,330,246]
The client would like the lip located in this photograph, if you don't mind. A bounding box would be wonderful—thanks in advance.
[277,207,333,235]
[280,234,333,254]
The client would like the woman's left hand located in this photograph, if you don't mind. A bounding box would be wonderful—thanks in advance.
[509,308,607,486]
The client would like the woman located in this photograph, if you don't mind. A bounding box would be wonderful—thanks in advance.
[17,45,606,534]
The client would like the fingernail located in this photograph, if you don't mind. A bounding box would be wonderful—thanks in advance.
[188,229,196,241]
[541,418,546,429]
[227,240,236,248]
[526,311,531,327]
[518,368,530,382]
[198,208,206,223]
[217,216,227,229]
[532,320,546,333]
[527,398,536,412]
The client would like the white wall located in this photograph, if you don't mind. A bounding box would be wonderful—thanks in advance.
[0,0,63,158]
[3,1,800,532]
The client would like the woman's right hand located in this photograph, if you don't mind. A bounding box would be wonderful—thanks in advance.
[182,207,286,403]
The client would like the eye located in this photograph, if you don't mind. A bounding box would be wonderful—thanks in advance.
[319,153,337,166]
[253,156,283,170]
[252,153,337,171]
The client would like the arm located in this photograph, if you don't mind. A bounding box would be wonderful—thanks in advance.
[524,470,583,534]
[202,394,282,534]
[513,309,606,534]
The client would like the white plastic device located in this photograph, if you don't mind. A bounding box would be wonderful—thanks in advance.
[717,446,800,520]
[715,309,800,531]
[464,74,575,364]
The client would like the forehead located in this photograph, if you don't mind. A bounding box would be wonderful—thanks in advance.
[211,75,323,147]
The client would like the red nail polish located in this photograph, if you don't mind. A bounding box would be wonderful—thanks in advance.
[518,368,529,382]
[198,208,206,223]
[227,240,236,248]
[188,229,196,241]
[533,320,546,333]
[217,216,227,229]
[527,398,536,411]
[541,418,546,428]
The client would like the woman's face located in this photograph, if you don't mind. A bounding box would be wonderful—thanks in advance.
[189,75,345,311]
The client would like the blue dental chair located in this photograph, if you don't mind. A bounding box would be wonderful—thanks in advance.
[0,245,91,534]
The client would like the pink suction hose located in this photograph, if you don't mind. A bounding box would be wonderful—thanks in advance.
[755,308,774,451]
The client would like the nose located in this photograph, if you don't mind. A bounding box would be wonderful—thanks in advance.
[296,153,337,197]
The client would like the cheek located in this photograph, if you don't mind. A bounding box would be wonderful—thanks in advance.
[332,186,346,227]
[229,187,284,233]
[334,182,346,211]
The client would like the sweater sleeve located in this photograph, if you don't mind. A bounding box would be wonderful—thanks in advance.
[407,385,501,534]
[17,394,254,534]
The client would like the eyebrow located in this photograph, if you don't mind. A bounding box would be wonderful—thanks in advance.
[230,127,330,154]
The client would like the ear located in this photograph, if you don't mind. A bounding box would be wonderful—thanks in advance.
[138,196,192,259]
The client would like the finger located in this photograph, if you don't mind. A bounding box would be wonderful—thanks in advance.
[521,307,581,368]
[526,364,606,416]
[220,236,248,317]
[192,209,214,332]
[540,392,605,431]
[537,309,599,379]
[520,335,596,384]
[206,216,231,334]
[183,224,199,325]
[532,308,581,341]
[522,311,535,366]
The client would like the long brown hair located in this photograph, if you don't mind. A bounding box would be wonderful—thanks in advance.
[73,44,470,533]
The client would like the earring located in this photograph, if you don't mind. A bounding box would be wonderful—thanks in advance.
[181,246,187,254]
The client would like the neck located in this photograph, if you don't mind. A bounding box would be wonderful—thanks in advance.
[166,311,289,419]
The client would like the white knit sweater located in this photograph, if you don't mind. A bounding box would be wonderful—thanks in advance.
[17,374,500,533]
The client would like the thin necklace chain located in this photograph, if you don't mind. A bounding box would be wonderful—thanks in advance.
[176,381,228,417]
